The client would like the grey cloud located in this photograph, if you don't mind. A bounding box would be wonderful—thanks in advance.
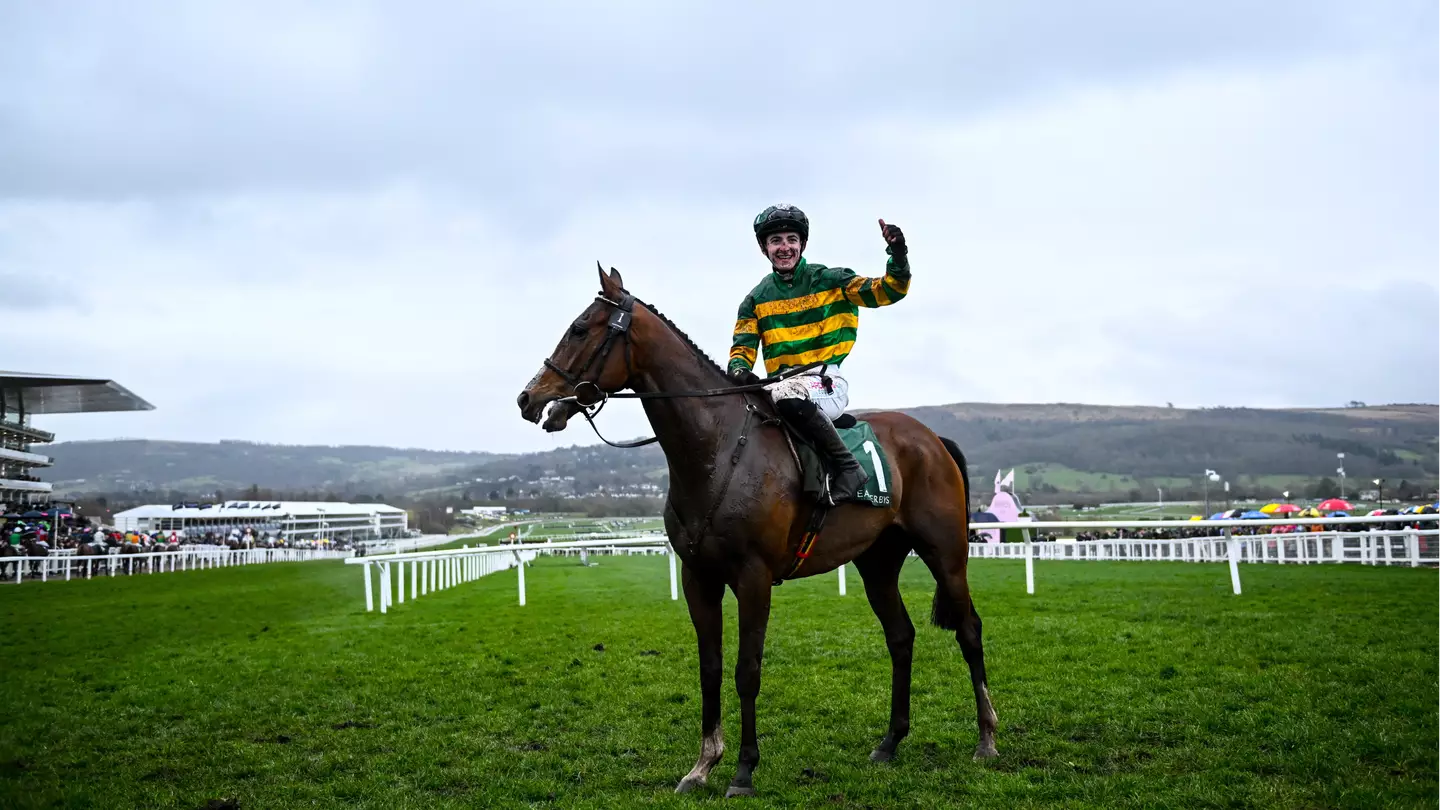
[6,1,1436,452]
[1,1,1428,204]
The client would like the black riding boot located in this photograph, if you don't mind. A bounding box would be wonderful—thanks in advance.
[779,399,869,503]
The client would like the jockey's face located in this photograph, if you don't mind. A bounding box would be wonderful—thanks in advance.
[762,231,804,273]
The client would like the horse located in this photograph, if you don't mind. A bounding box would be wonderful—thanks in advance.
[0,542,21,580]
[21,537,50,578]
[75,540,109,577]
[516,266,996,798]
[117,542,143,575]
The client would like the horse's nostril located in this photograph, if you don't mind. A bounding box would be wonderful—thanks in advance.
[517,391,529,409]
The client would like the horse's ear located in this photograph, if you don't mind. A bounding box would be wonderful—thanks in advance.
[598,264,624,298]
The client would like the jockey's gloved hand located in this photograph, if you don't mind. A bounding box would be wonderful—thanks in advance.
[729,367,761,386]
[878,219,907,268]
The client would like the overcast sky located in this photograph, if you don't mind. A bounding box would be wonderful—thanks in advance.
[5,1,1436,453]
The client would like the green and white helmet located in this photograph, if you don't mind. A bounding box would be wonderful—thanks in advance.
[753,204,809,245]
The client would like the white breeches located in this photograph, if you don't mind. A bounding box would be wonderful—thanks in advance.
[765,370,850,421]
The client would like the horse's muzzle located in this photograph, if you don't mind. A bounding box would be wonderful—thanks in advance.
[517,389,550,424]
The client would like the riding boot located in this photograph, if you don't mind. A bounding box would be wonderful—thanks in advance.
[782,399,869,503]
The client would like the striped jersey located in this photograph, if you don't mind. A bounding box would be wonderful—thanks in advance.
[729,256,911,376]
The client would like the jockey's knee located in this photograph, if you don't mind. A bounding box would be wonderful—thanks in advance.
[775,398,818,422]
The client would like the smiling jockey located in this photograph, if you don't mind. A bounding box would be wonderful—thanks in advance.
[728,204,911,502]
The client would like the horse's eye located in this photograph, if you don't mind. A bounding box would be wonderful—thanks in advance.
[569,323,587,339]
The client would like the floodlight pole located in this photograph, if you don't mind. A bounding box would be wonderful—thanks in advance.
[1337,453,1346,499]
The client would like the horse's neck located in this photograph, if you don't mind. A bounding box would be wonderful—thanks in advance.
[632,333,747,497]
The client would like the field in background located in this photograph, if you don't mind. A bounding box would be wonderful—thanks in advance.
[0,555,1434,808]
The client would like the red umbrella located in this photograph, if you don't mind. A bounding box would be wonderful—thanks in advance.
[1271,504,1303,514]
[1317,498,1352,512]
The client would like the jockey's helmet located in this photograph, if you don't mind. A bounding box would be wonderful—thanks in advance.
[753,204,809,245]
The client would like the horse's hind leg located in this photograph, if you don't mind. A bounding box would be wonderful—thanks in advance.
[852,530,916,762]
[913,531,998,759]
[954,593,998,758]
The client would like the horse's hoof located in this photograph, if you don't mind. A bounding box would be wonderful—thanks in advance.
[724,785,756,799]
[870,748,895,763]
[675,777,704,794]
[973,744,998,760]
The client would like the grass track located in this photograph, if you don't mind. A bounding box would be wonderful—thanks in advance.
[0,557,1435,808]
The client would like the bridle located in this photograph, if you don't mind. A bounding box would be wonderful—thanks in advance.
[542,292,638,411]
[540,291,825,449]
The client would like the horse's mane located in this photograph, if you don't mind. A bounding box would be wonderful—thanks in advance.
[635,298,731,381]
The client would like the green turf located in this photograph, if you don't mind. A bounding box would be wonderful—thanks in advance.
[1,558,1434,808]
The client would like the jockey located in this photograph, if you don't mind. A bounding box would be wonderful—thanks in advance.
[728,204,911,502]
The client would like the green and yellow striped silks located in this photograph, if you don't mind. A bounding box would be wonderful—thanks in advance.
[729,257,911,376]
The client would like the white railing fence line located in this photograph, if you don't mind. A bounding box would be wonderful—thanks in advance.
[345,537,673,614]
[975,514,1438,597]
[0,546,350,584]
[348,515,1440,614]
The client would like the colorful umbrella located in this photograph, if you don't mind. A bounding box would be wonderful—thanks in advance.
[1271,504,1303,515]
[1298,507,1324,519]
[1209,512,1227,520]
[1188,515,1204,521]
[1240,510,1269,519]
[1368,509,1390,516]
[1317,498,1352,512]
[1223,509,1246,519]
[1327,511,1349,518]
[1416,504,1438,515]
[1259,503,1282,514]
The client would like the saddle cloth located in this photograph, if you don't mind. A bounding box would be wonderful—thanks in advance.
[790,416,894,508]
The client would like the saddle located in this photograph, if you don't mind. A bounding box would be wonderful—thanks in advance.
[777,413,892,509]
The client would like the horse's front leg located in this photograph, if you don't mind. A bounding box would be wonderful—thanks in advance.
[726,564,773,798]
[676,563,726,794]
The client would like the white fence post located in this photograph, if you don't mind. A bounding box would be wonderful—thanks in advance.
[668,547,678,601]
[1024,537,1035,595]
[363,562,374,612]
[516,551,527,606]
[838,562,847,596]
[1225,528,1242,595]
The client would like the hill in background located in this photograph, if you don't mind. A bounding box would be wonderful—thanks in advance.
[45,403,1437,504]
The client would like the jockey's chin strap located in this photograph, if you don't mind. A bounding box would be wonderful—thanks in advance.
[544,291,828,449]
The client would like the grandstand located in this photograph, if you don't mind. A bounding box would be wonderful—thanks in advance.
[112,501,409,542]
[1,371,154,509]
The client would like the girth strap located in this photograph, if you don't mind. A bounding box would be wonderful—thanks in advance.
[774,501,830,585]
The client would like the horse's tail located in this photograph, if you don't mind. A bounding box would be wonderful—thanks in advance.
[939,436,970,514]
[931,436,972,631]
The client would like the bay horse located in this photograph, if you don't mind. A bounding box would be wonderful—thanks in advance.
[516,266,997,798]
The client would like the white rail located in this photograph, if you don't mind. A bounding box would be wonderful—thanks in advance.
[976,514,1438,596]
[345,537,673,613]
[0,546,349,584]
[346,515,1440,613]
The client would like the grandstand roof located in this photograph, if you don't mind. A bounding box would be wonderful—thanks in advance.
[1,371,155,415]
[113,501,406,520]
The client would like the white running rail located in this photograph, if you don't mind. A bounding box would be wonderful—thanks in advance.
[346,515,1439,613]
[0,546,351,584]
[975,514,1438,596]
[346,537,672,613]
